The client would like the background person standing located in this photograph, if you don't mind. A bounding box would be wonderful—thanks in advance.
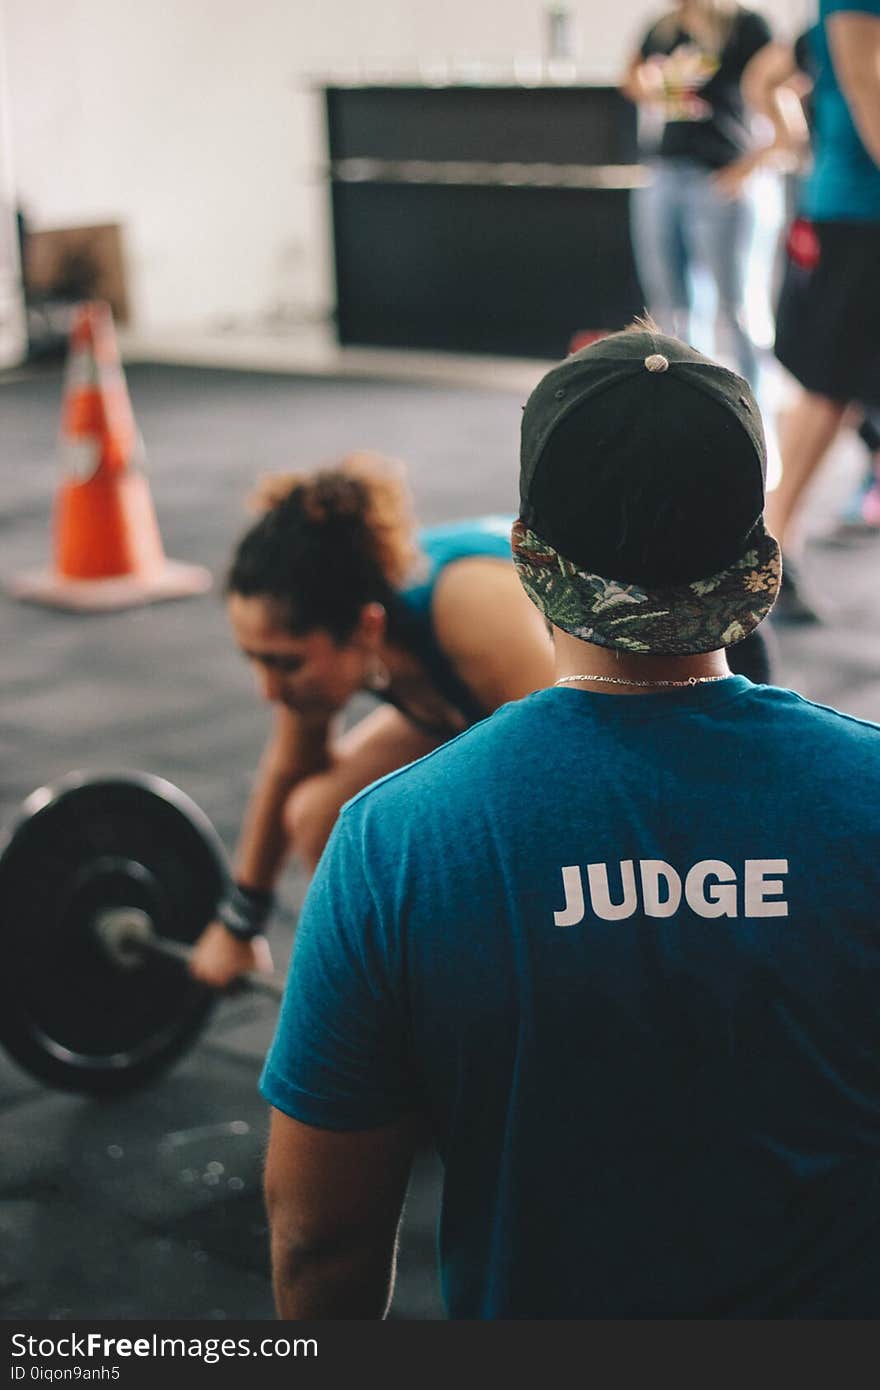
[767,1,880,619]
[620,1,780,384]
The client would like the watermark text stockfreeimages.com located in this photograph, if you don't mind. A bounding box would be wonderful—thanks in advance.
[11,1332,316,1372]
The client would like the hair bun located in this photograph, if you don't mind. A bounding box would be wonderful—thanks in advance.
[248,471,308,514]
[242,452,417,588]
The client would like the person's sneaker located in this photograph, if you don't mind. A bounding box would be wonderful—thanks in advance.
[822,415,880,541]
[772,554,824,624]
[824,467,880,541]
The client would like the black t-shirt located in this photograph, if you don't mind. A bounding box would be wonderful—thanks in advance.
[639,7,772,168]
[793,27,817,82]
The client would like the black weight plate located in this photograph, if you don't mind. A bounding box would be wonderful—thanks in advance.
[0,771,229,1094]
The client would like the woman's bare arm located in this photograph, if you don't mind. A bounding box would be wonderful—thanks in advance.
[713,40,812,196]
[432,557,555,712]
[620,48,664,105]
[740,40,811,154]
[232,705,333,887]
[189,705,333,987]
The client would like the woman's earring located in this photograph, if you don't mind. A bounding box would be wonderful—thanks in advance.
[365,653,390,691]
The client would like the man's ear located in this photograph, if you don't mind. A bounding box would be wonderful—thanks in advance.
[355,601,387,646]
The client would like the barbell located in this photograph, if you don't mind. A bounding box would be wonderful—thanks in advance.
[0,770,285,1096]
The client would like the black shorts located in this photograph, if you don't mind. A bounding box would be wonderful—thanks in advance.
[774,218,880,406]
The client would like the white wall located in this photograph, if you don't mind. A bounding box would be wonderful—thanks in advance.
[3,0,815,333]
[0,0,26,362]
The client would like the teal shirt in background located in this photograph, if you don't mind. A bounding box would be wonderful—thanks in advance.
[804,1,880,219]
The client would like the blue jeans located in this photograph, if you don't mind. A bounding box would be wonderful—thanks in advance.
[632,158,758,384]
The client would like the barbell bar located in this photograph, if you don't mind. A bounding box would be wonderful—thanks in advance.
[0,769,285,1096]
[92,905,285,1001]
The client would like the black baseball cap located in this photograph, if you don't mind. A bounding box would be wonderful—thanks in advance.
[512,327,780,655]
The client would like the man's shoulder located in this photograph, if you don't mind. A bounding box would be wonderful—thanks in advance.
[775,685,880,728]
[761,681,877,721]
[760,685,880,765]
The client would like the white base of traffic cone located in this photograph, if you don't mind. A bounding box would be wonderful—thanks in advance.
[8,559,213,612]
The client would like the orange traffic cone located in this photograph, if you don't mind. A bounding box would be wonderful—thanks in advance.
[10,301,212,611]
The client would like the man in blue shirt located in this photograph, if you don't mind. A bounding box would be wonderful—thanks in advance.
[260,325,880,1318]
[768,0,880,619]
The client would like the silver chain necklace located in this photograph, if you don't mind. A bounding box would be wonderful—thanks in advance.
[554,673,729,689]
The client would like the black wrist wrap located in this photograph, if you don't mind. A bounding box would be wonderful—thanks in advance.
[216,882,275,941]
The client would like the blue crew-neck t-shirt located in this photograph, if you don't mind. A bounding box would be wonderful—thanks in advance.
[261,679,880,1318]
[803,2,880,219]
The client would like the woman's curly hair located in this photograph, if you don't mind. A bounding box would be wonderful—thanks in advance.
[226,452,420,640]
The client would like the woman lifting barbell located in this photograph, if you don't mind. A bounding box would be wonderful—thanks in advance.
[189,450,775,988]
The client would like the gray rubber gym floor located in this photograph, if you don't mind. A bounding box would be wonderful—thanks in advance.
[2,359,879,1321]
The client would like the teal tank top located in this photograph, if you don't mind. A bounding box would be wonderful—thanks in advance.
[383,516,515,733]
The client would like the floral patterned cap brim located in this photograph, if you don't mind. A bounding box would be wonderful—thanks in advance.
[511,519,781,655]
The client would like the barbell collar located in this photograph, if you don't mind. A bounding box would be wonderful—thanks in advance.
[93,907,286,1001]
